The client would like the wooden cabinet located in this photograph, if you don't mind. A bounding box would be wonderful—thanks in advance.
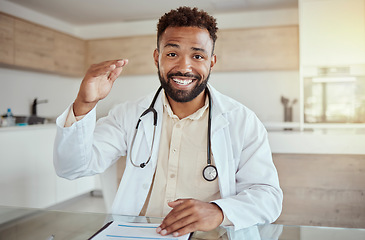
[0,12,85,77]
[1,11,299,76]
[87,35,157,75]
[0,13,14,65]
[14,18,55,72]
[214,26,299,71]
[86,26,299,75]
[54,32,86,76]
[300,0,365,66]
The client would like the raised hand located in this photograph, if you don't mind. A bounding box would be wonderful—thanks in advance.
[73,59,128,116]
[156,199,224,237]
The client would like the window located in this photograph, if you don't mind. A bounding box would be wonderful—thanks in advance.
[304,76,365,123]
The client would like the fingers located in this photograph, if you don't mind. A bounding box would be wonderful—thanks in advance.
[158,217,198,237]
[108,59,128,81]
[163,200,195,226]
[167,199,185,208]
[87,59,128,79]
[109,59,129,74]
[75,59,128,114]
[156,199,223,237]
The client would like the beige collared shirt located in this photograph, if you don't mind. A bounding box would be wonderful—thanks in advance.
[142,91,221,217]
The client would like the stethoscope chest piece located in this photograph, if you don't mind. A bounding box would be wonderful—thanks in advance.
[203,165,218,181]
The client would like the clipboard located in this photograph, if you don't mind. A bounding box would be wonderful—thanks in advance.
[88,221,193,240]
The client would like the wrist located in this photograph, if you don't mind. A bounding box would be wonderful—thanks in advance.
[73,98,97,116]
[210,202,224,225]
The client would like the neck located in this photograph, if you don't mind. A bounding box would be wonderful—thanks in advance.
[166,90,206,119]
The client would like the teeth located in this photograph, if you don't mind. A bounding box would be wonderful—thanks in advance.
[172,78,193,85]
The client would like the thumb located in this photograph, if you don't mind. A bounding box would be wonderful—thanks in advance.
[167,199,185,208]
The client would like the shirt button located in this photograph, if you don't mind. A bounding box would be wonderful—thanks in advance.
[172,149,177,153]
[176,124,181,128]
[170,174,175,178]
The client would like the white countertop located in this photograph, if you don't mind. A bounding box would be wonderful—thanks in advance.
[268,130,365,154]
[0,123,56,132]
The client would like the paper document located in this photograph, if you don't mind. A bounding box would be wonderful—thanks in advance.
[90,221,191,240]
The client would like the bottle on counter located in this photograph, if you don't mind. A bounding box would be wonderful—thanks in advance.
[5,108,16,127]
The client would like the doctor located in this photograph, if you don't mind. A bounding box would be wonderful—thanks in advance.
[54,7,283,237]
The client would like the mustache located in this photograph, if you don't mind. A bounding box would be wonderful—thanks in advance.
[167,72,201,81]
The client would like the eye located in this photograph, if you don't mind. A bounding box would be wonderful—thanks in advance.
[167,53,177,57]
[193,55,204,60]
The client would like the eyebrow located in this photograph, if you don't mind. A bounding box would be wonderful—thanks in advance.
[164,43,208,55]
[164,43,180,48]
[192,47,208,55]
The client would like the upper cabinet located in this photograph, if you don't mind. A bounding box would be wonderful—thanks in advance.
[0,13,14,65]
[300,0,365,66]
[54,32,86,76]
[1,11,299,76]
[0,12,86,77]
[87,35,156,76]
[14,19,55,72]
[87,26,299,75]
[214,26,299,72]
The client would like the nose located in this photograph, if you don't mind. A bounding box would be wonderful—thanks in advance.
[177,56,192,73]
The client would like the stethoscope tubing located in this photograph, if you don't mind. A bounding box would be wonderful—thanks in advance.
[129,87,162,168]
[129,86,218,181]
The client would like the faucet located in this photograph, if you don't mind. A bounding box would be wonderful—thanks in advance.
[31,98,48,116]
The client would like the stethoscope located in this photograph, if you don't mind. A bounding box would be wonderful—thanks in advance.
[129,86,218,181]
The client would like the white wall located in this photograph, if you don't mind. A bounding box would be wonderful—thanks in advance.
[0,67,299,123]
[0,67,80,119]
[104,70,300,123]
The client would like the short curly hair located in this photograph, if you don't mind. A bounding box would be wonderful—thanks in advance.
[157,6,218,52]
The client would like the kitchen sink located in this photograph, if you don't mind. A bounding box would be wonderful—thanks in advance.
[27,116,46,125]
[11,115,46,125]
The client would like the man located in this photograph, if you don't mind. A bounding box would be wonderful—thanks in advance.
[54,7,283,237]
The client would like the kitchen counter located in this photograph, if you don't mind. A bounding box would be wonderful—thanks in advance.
[1,122,365,154]
[0,123,56,132]
[0,124,98,209]
[268,130,365,154]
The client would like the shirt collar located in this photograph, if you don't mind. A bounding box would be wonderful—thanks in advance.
[162,89,209,121]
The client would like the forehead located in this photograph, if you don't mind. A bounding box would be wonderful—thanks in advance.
[159,26,213,51]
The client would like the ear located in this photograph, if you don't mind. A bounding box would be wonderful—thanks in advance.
[153,48,159,68]
[210,54,217,69]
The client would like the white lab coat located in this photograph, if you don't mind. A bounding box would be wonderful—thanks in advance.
[54,84,283,231]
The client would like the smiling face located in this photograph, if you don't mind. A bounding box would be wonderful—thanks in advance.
[154,26,216,103]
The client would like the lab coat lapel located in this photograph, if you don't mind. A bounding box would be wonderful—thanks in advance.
[209,84,230,137]
[209,84,236,197]
[211,112,231,197]
[138,90,164,167]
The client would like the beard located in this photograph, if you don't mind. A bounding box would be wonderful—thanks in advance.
[158,68,211,103]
